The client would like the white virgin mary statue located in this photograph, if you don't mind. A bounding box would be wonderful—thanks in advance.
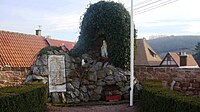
[101,40,108,58]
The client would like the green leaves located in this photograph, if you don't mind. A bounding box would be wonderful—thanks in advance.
[0,84,47,112]
[70,1,136,69]
[142,80,200,112]
[194,42,200,61]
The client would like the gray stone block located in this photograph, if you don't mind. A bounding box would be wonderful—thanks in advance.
[106,80,116,85]
[80,85,87,93]
[79,92,89,102]
[94,62,103,71]
[65,62,71,69]
[52,93,61,103]
[97,70,106,79]
[40,54,48,65]
[53,50,60,54]
[32,67,39,74]
[65,53,71,62]
[74,89,80,97]
[94,86,103,94]
[96,80,106,86]
[72,78,80,89]
[35,60,42,66]
[105,75,114,81]
[87,70,97,82]
[67,83,75,91]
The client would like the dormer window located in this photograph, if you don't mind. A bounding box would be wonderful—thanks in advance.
[148,48,156,58]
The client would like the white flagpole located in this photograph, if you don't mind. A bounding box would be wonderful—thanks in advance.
[130,0,135,107]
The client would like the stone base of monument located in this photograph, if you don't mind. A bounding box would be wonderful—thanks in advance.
[51,92,67,104]
[52,93,61,103]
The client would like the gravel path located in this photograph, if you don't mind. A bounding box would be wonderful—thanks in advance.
[48,102,141,112]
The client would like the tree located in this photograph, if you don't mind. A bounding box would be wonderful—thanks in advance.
[70,1,137,69]
[194,42,200,61]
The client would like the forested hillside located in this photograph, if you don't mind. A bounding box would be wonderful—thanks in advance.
[147,36,200,55]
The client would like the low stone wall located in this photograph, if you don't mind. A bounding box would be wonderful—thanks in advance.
[135,67,200,96]
[0,69,28,87]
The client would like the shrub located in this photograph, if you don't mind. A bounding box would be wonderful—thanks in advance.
[0,84,47,112]
[142,80,200,112]
[70,1,136,69]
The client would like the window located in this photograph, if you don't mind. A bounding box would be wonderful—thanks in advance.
[148,48,156,58]
[162,54,176,66]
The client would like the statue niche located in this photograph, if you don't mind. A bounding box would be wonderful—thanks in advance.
[88,32,108,60]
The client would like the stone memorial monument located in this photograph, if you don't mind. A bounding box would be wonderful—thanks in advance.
[48,55,66,92]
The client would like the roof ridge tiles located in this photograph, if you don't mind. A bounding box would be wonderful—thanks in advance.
[47,37,75,43]
[0,30,45,38]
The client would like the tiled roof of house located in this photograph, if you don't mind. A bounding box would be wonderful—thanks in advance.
[161,52,199,67]
[0,30,76,67]
[135,39,162,66]
[46,38,75,51]
[0,30,48,67]
[168,52,180,66]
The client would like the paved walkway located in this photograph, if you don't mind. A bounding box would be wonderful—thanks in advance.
[48,102,141,112]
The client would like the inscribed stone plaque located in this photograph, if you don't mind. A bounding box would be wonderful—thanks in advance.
[48,55,66,92]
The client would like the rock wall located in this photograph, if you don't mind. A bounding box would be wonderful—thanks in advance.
[135,67,200,96]
[0,69,28,87]
[26,49,130,103]
[26,49,66,84]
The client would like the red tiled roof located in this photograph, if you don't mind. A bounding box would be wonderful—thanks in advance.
[0,30,76,67]
[0,30,48,67]
[46,38,75,51]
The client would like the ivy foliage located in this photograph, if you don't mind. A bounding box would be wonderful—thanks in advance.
[70,1,136,69]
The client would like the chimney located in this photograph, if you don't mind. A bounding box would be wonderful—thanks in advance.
[35,25,42,36]
[179,52,187,66]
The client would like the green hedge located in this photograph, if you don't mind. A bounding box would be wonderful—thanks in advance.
[142,80,200,112]
[0,84,47,112]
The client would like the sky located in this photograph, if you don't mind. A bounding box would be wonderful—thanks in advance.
[1,0,200,42]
